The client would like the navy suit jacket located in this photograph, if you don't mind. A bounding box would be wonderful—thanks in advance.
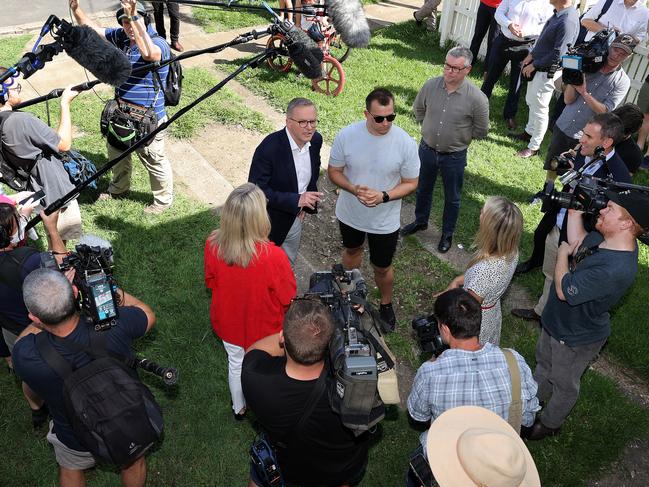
[248,129,322,246]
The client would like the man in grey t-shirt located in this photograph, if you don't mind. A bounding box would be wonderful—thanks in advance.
[328,88,419,330]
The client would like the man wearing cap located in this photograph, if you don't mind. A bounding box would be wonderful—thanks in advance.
[70,0,174,215]
[527,189,648,440]
[527,33,634,202]
[407,289,540,460]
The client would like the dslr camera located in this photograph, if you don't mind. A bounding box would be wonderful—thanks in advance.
[561,29,613,85]
[42,235,119,331]
[411,314,447,357]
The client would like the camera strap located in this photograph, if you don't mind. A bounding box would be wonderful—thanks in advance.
[275,364,328,449]
[502,349,522,434]
[348,294,396,370]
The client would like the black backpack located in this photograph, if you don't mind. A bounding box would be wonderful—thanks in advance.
[0,111,31,191]
[36,330,164,466]
[153,46,183,107]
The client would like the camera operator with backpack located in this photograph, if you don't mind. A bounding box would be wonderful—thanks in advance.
[12,268,158,487]
[242,299,369,487]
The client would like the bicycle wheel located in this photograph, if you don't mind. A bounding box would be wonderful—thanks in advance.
[311,55,345,97]
[266,34,293,73]
[328,32,351,64]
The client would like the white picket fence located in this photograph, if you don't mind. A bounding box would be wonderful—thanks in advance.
[438,0,649,103]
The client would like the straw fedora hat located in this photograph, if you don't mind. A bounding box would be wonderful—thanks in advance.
[426,406,540,487]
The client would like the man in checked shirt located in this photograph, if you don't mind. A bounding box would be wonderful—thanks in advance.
[407,288,539,456]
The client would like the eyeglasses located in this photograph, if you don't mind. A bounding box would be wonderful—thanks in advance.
[368,113,396,123]
[289,118,318,128]
[443,62,468,73]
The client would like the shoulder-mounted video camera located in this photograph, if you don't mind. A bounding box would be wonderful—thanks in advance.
[305,264,399,435]
[541,168,649,245]
[561,29,614,85]
[42,236,119,331]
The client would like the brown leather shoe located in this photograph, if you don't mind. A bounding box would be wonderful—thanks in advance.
[517,148,538,158]
[511,308,541,321]
[171,40,184,52]
[524,418,560,441]
[510,131,531,142]
[506,118,517,130]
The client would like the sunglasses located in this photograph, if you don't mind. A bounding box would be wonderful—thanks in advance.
[368,113,396,123]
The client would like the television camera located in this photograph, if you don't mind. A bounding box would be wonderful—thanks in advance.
[541,168,649,245]
[411,314,447,357]
[561,28,614,86]
[305,264,399,434]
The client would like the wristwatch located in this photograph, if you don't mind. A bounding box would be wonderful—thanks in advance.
[126,15,141,22]
[382,191,390,203]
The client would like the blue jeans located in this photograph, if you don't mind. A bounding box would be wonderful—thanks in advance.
[414,142,467,235]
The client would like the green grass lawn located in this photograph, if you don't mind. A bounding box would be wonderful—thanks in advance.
[1,17,649,486]
[224,20,649,383]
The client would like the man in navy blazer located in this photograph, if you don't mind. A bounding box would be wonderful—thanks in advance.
[249,98,323,265]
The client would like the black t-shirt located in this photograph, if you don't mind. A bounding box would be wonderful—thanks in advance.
[0,248,42,334]
[615,137,643,175]
[13,307,148,451]
[242,350,368,486]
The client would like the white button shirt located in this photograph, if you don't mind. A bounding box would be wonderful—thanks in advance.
[583,0,649,42]
[495,0,555,41]
[285,128,312,194]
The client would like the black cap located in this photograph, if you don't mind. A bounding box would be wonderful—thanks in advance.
[606,190,649,230]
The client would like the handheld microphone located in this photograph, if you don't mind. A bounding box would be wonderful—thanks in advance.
[326,0,371,48]
[60,24,132,87]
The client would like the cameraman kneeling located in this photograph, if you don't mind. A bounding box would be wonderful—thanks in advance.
[242,299,369,487]
[12,268,156,487]
[407,289,539,464]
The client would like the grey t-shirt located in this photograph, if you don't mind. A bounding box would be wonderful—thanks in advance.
[2,111,75,206]
[329,121,420,234]
[556,68,630,139]
[542,231,638,346]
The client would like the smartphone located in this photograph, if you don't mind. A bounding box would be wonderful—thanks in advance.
[18,190,46,207]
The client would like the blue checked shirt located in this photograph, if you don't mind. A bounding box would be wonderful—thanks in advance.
[408,343,540,450]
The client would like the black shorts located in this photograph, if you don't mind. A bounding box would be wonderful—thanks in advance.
[338,220,399,268]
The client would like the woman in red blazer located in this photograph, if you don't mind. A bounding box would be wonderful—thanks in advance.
[204,183,296,419]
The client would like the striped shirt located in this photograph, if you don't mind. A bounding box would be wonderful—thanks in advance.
[407,343,540,450]
[105,25,170,119]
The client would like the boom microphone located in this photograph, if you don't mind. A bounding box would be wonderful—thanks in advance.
[282,25,325,79]
[327,0,371,48]
[61,25,132,87]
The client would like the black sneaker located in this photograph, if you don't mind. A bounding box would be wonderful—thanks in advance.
[31,403,49,430]
[379,303,396,332]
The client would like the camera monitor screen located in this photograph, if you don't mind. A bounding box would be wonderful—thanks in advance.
[562,55,582,71]
[87,272,118,321]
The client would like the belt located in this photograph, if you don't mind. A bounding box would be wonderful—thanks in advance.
[481,302,496,310]
[421,141,454,155]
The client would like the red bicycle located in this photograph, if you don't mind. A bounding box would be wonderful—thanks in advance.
[266,22,349,97]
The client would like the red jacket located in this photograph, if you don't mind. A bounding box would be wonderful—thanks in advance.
[204,239,296,348]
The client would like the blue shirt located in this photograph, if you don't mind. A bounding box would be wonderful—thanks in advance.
[531,7,579,70]
[407,343,540,450]
[13,307,148,451]
[105,25,170,119]
[0,249,42,334]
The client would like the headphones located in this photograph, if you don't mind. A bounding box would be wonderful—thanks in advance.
[0,76,17,104]
[116,2,150,26]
